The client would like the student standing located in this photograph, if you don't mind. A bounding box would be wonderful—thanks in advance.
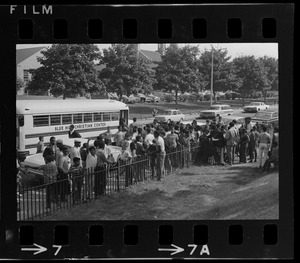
[43,137,56,162]
[154,130,166,181]
[36,136,44,153]
[30,156,58,209]
[224,122,235,165]
[94,141,114,197]
[248,126,259,162]
[239,128,250,163]
[69,157,83,204]
[69,139,81,165]
[257,125,271,169]
[57,146,70,203]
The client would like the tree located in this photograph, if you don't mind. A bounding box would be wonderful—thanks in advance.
[259,56,278,102]
[198,47,233,102]
[99,44,156,100]
[27,44,105,99]
[232,56,269,106]
[155,44,201,108]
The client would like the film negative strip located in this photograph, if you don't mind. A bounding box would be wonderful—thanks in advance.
[0,3,294,260]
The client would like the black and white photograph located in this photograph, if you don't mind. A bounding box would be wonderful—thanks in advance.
[16,42,279,221]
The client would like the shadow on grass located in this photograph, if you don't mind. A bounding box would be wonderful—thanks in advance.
[216,166,275,186]
[180,172,200,176]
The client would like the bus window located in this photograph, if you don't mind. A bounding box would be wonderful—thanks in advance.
[18,115,24,127]
[33,115,49,127]
[93,112,102,122]
[84,113,93,123]
[50,115,61,126]
[111,112,119,121]
[62,114,72,125]
[73,113,83,124]
[103,113,110,122]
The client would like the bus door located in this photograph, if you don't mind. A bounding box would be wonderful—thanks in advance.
[120,110,128,125]
[16,115,19,150]
[16,114,25,152]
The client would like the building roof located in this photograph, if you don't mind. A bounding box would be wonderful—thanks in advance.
[139,50,162,62]
[16,46,46,64]
[94,64,106,72]
[94,48,162,72]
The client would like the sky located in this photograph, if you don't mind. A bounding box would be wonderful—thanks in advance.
[17,43,278,59]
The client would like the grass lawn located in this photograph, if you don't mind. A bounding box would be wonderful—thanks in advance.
[42,161,278,221]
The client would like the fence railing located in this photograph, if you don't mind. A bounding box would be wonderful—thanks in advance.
[17,145,201,220]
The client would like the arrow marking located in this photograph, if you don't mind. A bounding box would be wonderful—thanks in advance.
[21,243,47,255]
[158,244,184,256]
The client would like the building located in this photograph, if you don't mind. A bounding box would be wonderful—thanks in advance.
[16,46,46,95]
[132,43,164,66]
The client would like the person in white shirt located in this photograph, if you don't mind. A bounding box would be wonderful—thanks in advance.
[86,139,98,170]
[117,141,132,187]
[154,130,166,181]
[144,128,155,146]
[244,117,253,134]
[69,139,81,166]
[85,139,98,199]
[57,146,70,202]
[131,126,138,141]
[103,138,112,158]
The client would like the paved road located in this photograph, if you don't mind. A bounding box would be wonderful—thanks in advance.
[136,105,278,126]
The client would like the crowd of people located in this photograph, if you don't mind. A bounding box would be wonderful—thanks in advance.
[16,116,279,211]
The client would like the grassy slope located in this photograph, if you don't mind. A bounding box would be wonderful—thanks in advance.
[43,162,278,221]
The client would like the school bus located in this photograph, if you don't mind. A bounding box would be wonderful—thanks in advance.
[16,99,129,155]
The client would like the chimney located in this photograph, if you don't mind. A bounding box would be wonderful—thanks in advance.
[157,44,166,55]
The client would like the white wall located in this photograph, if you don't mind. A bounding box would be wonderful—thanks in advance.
[17,49,45,95]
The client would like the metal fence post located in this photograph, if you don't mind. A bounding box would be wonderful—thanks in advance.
[117,161,120,192]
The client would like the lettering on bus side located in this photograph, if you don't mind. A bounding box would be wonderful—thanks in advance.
[54,123,107,131]
[94,122,106,127]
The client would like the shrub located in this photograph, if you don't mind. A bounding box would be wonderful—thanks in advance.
[181,94,190,102]
[191,93,204,101]
[225,92,232,100]
[218,94,225,100]
[204,94,214,101]
[188,94,197,102]
[164,94,174,103]
[231,92,238,100]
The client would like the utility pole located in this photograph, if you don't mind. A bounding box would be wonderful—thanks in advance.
[210,45,214,106]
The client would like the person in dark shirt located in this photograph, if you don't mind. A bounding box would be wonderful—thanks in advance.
[147,139,160,179]
[262,141,279,172]
[239,128,250,163]
[68,124,82,138]
[43,136,56,162]
[208,124,223,165]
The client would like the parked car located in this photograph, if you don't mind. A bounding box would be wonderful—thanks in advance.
[155,109,185,124]
[200,104,234,119]
[127,96,140,104]
[251,111,279,126]
[243,102,270,113]
[137,93,147,102]
[146,95,160,103]
[23,138,122,168]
